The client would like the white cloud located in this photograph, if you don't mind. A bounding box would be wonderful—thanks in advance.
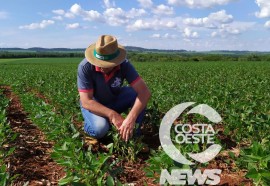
[19,20,55,30]
[211,31,218,37]
[184,17,211,27]
[208,10,233,23]
[104,8,129,26]
[211,22,256,37]
[264,20,270,28]
[69,4,102,21]
[168,0,236,8]
[183,10,256,38]
[151,33,161,38]
[70,3,83,15]
[53,4,102,21]
[184,10,233,28]
[52,8,76,19]
[127,18,177,31]
[152,4,174,15]
[53,4,146,26]
[255,0,270,18]
[126,8,147,18]
[103,7,146,26]
[138,0,174,16]
[103,0,116,8]
[164,33,178,39]
[0,11,8,19]
[151,33,178,39]
[211,29,239,38]
[183,28,199,38]
[52,16,63,21]
[166,21,177,28]
[66,23,80,29]
[64,12,76,19]
[137,0,153,8]
[82,10,102,21]
[256,0,270,28]
[220,24,240,34]
[127,19,152,30]
[52,9,65,15]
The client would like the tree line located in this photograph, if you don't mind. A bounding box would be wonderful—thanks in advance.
[0,51,270,62]
[128,52,270,62]
[0,51,83,58]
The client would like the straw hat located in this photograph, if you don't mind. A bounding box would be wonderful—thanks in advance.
[85,35,126,68]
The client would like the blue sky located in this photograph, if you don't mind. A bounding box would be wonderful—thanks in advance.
[0,0,270,51]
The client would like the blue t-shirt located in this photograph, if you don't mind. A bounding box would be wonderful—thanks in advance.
[77,58,140,105]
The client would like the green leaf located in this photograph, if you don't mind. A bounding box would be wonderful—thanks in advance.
[246,168,260,179]
[107,143,114,154]
[245,155,262,161]
[58,176,73,185]
[115,179,123,186]
[228,151,235,159]
[72,132,80,139]
[72,183,87,186]
[169,166,182,171]
[61,142,68,151]
[106,175,114,186]
[153,157,162,163]
[145,171,154,177]
[259,170,270,179]
[97,176,103,186]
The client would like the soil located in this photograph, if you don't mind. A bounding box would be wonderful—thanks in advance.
[1,86,65,185]
[23,88,158,185]
[81,124,159,185]
[117,159,156,186]
[1,86,254,186]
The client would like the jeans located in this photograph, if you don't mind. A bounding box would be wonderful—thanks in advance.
[80,87,145,139]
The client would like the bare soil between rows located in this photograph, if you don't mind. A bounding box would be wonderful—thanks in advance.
[1,86,65,185]
[2,86,254,186]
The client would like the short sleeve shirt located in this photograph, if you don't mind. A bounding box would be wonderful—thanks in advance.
[77,58,141,105]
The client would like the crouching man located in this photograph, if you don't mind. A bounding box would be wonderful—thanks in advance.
[77,35,151,142]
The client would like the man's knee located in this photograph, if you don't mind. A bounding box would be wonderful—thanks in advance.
[84,119,110,139]
[94,120,110,139]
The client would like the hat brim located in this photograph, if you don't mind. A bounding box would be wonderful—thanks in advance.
[85,44,126,68]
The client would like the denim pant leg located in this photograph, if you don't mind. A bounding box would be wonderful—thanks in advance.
[107,87,146,135]
[80,106,110,139]
[80,87,146,139]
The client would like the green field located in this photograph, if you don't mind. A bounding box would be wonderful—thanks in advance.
[0,58,270,185]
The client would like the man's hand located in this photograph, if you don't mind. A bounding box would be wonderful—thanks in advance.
[118,117,136,142]
[109,111,124,129]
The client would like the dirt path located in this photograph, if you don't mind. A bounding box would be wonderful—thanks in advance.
[2,86,65,185]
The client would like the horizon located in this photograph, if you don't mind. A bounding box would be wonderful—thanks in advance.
[1,46,270,53]
[1,0,270,51]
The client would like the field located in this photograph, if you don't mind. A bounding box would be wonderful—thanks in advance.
[0,58,270,185]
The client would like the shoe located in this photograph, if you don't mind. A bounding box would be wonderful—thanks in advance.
[84,136,98,145]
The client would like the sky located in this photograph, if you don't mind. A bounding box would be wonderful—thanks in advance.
[0,0,270,51]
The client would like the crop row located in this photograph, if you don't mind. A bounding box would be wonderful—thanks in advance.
[0,58,270,185]
[0,87,16,185]
[0,87,147,185]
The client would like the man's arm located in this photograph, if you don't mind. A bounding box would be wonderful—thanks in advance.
[119,78,151,141]
[79,91,124,129]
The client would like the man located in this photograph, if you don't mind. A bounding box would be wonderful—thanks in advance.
[77,35,151,142]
